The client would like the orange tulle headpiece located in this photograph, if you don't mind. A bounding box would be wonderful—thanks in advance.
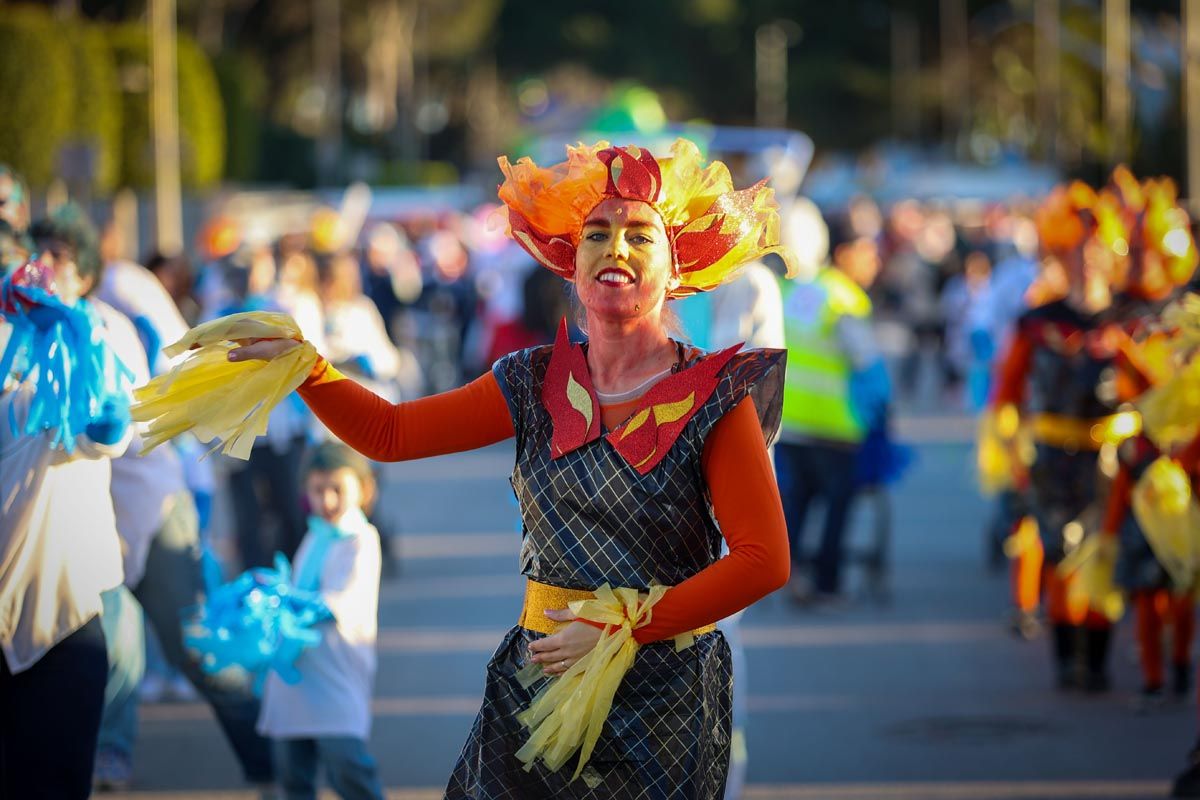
[497,139,797,297]
[1034,181,1129,257]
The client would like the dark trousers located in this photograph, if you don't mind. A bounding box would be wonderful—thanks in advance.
[136,493,275,781]
[279,737,384,800]
[229,436,308,568]
[776,441,860,594]
[0,616,108,799]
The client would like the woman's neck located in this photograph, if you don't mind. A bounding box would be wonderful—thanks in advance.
[585,314,677,395]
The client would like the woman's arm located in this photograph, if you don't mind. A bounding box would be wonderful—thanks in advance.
[632,396,790,644]
[298,358,514,461]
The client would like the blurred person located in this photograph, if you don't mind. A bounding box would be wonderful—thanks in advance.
[361,222,422,347]
[939,250,993,410]
[777,221,889,604]
[320,251,416,400]
[93,260,276,792]
[988,183,1129,692]
[0,218,31,276]
[222,244,311,568]
[0,165,31,234]
[1,208,132,799]
[417,229,478,389]
[145,251,200,324]
[153,139,793,799]
[257,442,385,800]
[875,201,940,403]
[485,262,571,363]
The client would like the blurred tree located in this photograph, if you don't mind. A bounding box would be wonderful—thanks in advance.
[0,6,73,188]
[108,22,226,188]
[212,50,266,181]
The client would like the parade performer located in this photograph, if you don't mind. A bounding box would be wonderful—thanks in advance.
[1095,172,1199,708]
[133,138,794,798]
[987,182,1132,691]
[0,208,133,800]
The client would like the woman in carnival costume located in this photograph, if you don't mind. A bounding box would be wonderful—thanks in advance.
[136,139,794,798]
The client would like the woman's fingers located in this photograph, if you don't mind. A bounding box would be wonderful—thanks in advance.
[227,338,301,362]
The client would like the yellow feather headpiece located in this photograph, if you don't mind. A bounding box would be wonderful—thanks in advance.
[497,138,797,298]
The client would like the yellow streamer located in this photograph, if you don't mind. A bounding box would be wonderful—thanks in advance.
[1131,456,1200,591]
[515,583,694,781]
[976,405,1031,495]
[1057,534,1125,622]
[131,311,318,460]
[1137,355,1200,450]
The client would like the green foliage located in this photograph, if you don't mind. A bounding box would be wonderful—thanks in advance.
[213,51,267,182]
[0,6,73,188]
[108,23,226,189]
[59,21,123,193]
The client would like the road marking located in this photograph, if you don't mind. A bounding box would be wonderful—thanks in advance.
[103,780,1170,800]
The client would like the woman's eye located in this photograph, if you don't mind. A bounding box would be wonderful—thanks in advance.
[585,231,608,242]
[629,234,652,245]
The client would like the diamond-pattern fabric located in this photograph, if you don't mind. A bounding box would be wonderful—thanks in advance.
[444,343,783,799]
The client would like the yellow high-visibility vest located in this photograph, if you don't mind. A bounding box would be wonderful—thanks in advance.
[779,268,872,444]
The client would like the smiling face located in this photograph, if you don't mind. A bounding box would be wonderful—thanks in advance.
[573,198,676,325]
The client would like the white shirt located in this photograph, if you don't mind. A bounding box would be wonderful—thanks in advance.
[257,510,381,740]
[707,261,786,351]
[98,260,190,374]
[93,301,188,587]
[0,366,130,673]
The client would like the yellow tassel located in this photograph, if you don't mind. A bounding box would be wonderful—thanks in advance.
[131,312,318,460]
[1132,456,1200,590]
[516,584,693,781]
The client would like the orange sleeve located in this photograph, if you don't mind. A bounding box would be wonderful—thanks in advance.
[991,326,1034,408]
[297,357,514,461]
[1101,465,1132,537]
[632,396,790,644]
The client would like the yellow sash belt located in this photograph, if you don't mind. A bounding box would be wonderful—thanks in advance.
[1030,411,1140,452]
[519,579,716,637]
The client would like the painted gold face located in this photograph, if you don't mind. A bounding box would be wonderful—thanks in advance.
[573,198,676,324]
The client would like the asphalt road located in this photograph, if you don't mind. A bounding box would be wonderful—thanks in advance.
[111,432,1187,800]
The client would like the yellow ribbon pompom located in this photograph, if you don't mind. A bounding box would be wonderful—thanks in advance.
[515,583,693,782]
[1136,356,1200,450]
[1057,533,1125,622]
[130,311,318,460]
[1132,456,1200,590]
[976,405,1030,495]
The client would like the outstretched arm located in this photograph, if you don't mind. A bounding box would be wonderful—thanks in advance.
[632,396,790,643]
[297,358,514,461]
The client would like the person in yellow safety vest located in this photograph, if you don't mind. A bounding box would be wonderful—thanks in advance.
[777,220,890,604]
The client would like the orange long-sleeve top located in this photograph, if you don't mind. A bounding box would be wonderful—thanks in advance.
[298,359,790,645]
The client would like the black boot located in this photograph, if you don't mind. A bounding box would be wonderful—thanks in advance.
[1052,624,1078,690]
[1173,740,1200,797]
[1176,662,1194,698]
[1083,626,1112,693]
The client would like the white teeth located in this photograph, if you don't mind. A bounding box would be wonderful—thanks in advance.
[598,272,633,285]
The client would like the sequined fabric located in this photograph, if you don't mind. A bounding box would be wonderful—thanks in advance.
[444,342,783,799]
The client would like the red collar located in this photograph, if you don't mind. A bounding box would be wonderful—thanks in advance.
[540,319,740,473]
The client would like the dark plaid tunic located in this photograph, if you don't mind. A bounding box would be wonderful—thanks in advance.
[444,342,784,800]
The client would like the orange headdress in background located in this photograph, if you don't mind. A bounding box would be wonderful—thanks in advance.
[496,138,797,298]
[1141,177,1198,289]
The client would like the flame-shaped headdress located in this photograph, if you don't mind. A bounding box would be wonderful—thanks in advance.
[497,139,797,298]
[1034,180,1129,257]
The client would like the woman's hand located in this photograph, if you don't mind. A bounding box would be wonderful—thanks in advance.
[527,607,604,677]
[227,337,302,362]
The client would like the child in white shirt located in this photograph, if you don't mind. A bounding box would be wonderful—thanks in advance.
[256,441,384,800]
